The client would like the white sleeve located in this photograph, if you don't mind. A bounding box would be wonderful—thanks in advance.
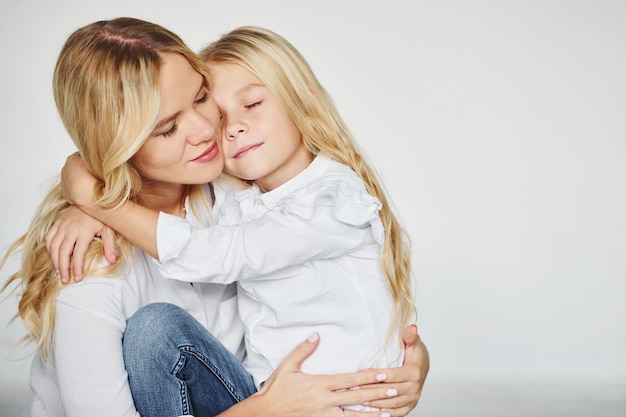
[156,211,192,261]
[154,204,374,283]
[53,278,140,417]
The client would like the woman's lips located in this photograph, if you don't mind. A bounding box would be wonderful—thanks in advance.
[191,142,219,163]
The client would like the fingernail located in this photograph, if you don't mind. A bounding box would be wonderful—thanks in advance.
[376,373,387,381]
[381,412,391,417]
[386,388,398,397]
[308,332,319,343]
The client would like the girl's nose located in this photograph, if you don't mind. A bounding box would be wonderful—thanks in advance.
[224,119,247,141]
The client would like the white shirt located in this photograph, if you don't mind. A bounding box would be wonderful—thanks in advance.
[156,155,403,389]
[25,184,244,417]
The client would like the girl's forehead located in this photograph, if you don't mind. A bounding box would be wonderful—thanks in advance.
[209,63,265,90]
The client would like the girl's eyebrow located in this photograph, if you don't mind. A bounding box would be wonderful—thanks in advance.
[153,82,205,133]
[235,83,264,96]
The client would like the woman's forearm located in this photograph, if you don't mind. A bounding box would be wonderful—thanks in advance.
[215,334,409,417]
[216,394,265,417]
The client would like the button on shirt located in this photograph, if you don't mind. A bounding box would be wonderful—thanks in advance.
[156,155,403,388]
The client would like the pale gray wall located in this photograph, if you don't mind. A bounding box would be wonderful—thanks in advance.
[1,0,625,400]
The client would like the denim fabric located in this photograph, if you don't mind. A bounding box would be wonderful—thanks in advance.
[123,303,256,417]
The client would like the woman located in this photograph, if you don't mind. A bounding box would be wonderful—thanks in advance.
[2,17,427,417]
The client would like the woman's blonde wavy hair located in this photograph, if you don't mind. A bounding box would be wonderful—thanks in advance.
[200,27,417,334]
[1,17,211,361]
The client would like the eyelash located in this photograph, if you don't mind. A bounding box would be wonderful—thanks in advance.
[245,101,262,109]
[161,123,178,138]
[160,92,209,137]
[196,92,209,104]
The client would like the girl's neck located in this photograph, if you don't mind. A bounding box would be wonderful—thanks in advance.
[137,182,189,218]
[255,147,314,193]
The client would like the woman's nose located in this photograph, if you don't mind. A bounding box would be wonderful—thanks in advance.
[188,113,218,145]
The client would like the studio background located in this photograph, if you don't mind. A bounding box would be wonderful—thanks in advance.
[1,1,625,416]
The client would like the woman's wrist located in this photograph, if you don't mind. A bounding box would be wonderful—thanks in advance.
[216,392,265,417]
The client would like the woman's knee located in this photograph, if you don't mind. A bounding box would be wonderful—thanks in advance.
[123,303,188,365]
[126,303,185,340]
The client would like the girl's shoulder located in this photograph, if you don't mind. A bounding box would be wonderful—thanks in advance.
[215,156,382,231]
[316,156,366,188]
[285,156,382,227]
[302,155,375,202]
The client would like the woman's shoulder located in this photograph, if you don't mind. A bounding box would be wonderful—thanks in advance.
[53,275,128,332]
[55,255,139,310]
[56,276,124,305]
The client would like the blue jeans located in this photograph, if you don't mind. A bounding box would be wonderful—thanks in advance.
[123,303,257,417]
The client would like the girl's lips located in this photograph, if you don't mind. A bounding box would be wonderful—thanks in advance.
[191,142,219,163]
[234,142,263,158]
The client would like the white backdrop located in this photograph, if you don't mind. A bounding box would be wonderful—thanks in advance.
[1,0,625,414]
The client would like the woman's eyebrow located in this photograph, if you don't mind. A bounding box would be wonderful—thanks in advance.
[153,112,180,133]
[152,81,205,134]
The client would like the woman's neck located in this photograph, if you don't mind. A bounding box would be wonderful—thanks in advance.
[137,182,189,218]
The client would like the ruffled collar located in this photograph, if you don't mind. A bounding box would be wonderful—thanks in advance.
[259,154,331,209]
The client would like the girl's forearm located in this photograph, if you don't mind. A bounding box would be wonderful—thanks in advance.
[61,152,160,259]
[79,200,159,259]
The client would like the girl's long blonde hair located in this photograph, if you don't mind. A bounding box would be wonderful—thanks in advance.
[200,27,416,332]
[1,17,211,361]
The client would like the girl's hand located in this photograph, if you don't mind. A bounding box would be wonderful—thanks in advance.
[61,152,98,207]
[251,333,400,417]
[45,206,117,283]
[359,325,429,416]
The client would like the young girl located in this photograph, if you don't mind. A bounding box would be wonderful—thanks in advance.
[54,26,421,413]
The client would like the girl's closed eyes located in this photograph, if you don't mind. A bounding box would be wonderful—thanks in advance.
[245,100,262,109]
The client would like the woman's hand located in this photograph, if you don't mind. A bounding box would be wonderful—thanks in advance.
[61,152,98,207]
[231,333,401,417]
[359,325,429,416]
[46,206,117,283]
